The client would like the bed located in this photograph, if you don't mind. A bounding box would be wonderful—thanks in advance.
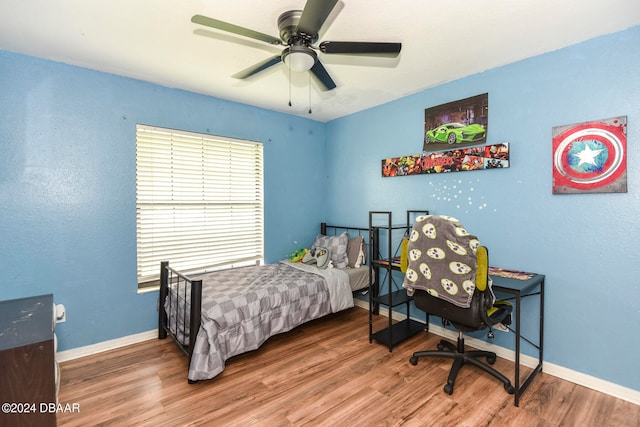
[158,223,371,382]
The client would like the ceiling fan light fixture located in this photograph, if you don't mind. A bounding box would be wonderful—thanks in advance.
[282,46,316,72]
[192,1,400,91]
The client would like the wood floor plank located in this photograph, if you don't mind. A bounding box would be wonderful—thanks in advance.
[57,307,640,426]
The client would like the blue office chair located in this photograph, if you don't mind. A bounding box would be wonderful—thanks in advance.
[402,215,514,395]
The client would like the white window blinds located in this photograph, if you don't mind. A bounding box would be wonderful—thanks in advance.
[135,124,264,287]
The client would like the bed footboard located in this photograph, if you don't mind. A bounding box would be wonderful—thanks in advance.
[158,261,202,370]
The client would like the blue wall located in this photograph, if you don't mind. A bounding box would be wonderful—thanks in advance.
[1,25,639,393]
[0,51,326,351]
[326,26,640,392]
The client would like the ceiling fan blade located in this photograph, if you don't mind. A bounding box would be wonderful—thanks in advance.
[232,55,282,79]
[297,0,339,36]
[319,41,402,57]
[192,15,282,45]
[310,60,337,91]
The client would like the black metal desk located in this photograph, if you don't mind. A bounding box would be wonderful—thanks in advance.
[490,271,545,407]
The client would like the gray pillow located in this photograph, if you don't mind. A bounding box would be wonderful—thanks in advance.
[347,235,365,268]
[314,232,349,268]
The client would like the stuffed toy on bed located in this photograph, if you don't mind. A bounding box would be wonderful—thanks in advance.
[289,246,331,268]
[288,248,309,262]
[302,247,331,269]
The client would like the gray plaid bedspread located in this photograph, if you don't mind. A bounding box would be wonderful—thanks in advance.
[171,261,352,381]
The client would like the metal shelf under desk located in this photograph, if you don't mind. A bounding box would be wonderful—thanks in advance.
[368,210,429,351]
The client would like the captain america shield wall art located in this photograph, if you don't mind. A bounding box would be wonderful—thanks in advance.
[552,116,627,194]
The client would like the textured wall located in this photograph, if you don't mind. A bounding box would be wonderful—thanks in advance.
[325,26,640,391]
[0,51,326,351]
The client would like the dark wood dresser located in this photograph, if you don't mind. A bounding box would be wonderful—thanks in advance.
[0,294,56,427]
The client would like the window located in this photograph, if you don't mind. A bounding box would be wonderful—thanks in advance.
[135,124,264,290]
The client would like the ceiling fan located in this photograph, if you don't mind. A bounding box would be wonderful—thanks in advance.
[191,0,402,91]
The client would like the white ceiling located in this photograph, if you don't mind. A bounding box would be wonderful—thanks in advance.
[1,0,639,122]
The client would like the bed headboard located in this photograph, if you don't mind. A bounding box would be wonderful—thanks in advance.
[320,222,368,237]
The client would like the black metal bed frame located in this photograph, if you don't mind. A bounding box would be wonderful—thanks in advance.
[320,222,371,249]
[158,222,371,382]
[158,261,202,364]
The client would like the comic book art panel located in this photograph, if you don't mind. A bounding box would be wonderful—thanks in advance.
[423,93,488,152]
[382,143,509,177]
[552,116,627,194]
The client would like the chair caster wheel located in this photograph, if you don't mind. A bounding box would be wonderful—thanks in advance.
[444,384,454,395]
[486,355,496,365]
[409,356,418,365]
[505,383,515,394]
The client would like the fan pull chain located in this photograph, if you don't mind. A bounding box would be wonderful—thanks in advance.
[288,66,292,107]
[308,73,312,114]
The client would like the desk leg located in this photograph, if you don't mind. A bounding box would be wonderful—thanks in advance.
[514,291,521,407]
[539,278,545,369]
[493,276,544,407]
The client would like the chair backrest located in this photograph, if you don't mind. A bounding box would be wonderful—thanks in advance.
[400,236,409,273]
[401,230,488,291]
[401,215,493,331]
[402,215,480,308]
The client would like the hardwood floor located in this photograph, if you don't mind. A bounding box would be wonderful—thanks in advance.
[58,307,639,426]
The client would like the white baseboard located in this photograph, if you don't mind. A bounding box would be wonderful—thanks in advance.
[56,330,156,363]
[354,300,640,405]
[541,362,640,406]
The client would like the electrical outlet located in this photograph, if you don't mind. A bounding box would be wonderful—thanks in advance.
[55,304,66,323]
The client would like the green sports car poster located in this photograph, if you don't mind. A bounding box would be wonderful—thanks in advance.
[423,93,488,152]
